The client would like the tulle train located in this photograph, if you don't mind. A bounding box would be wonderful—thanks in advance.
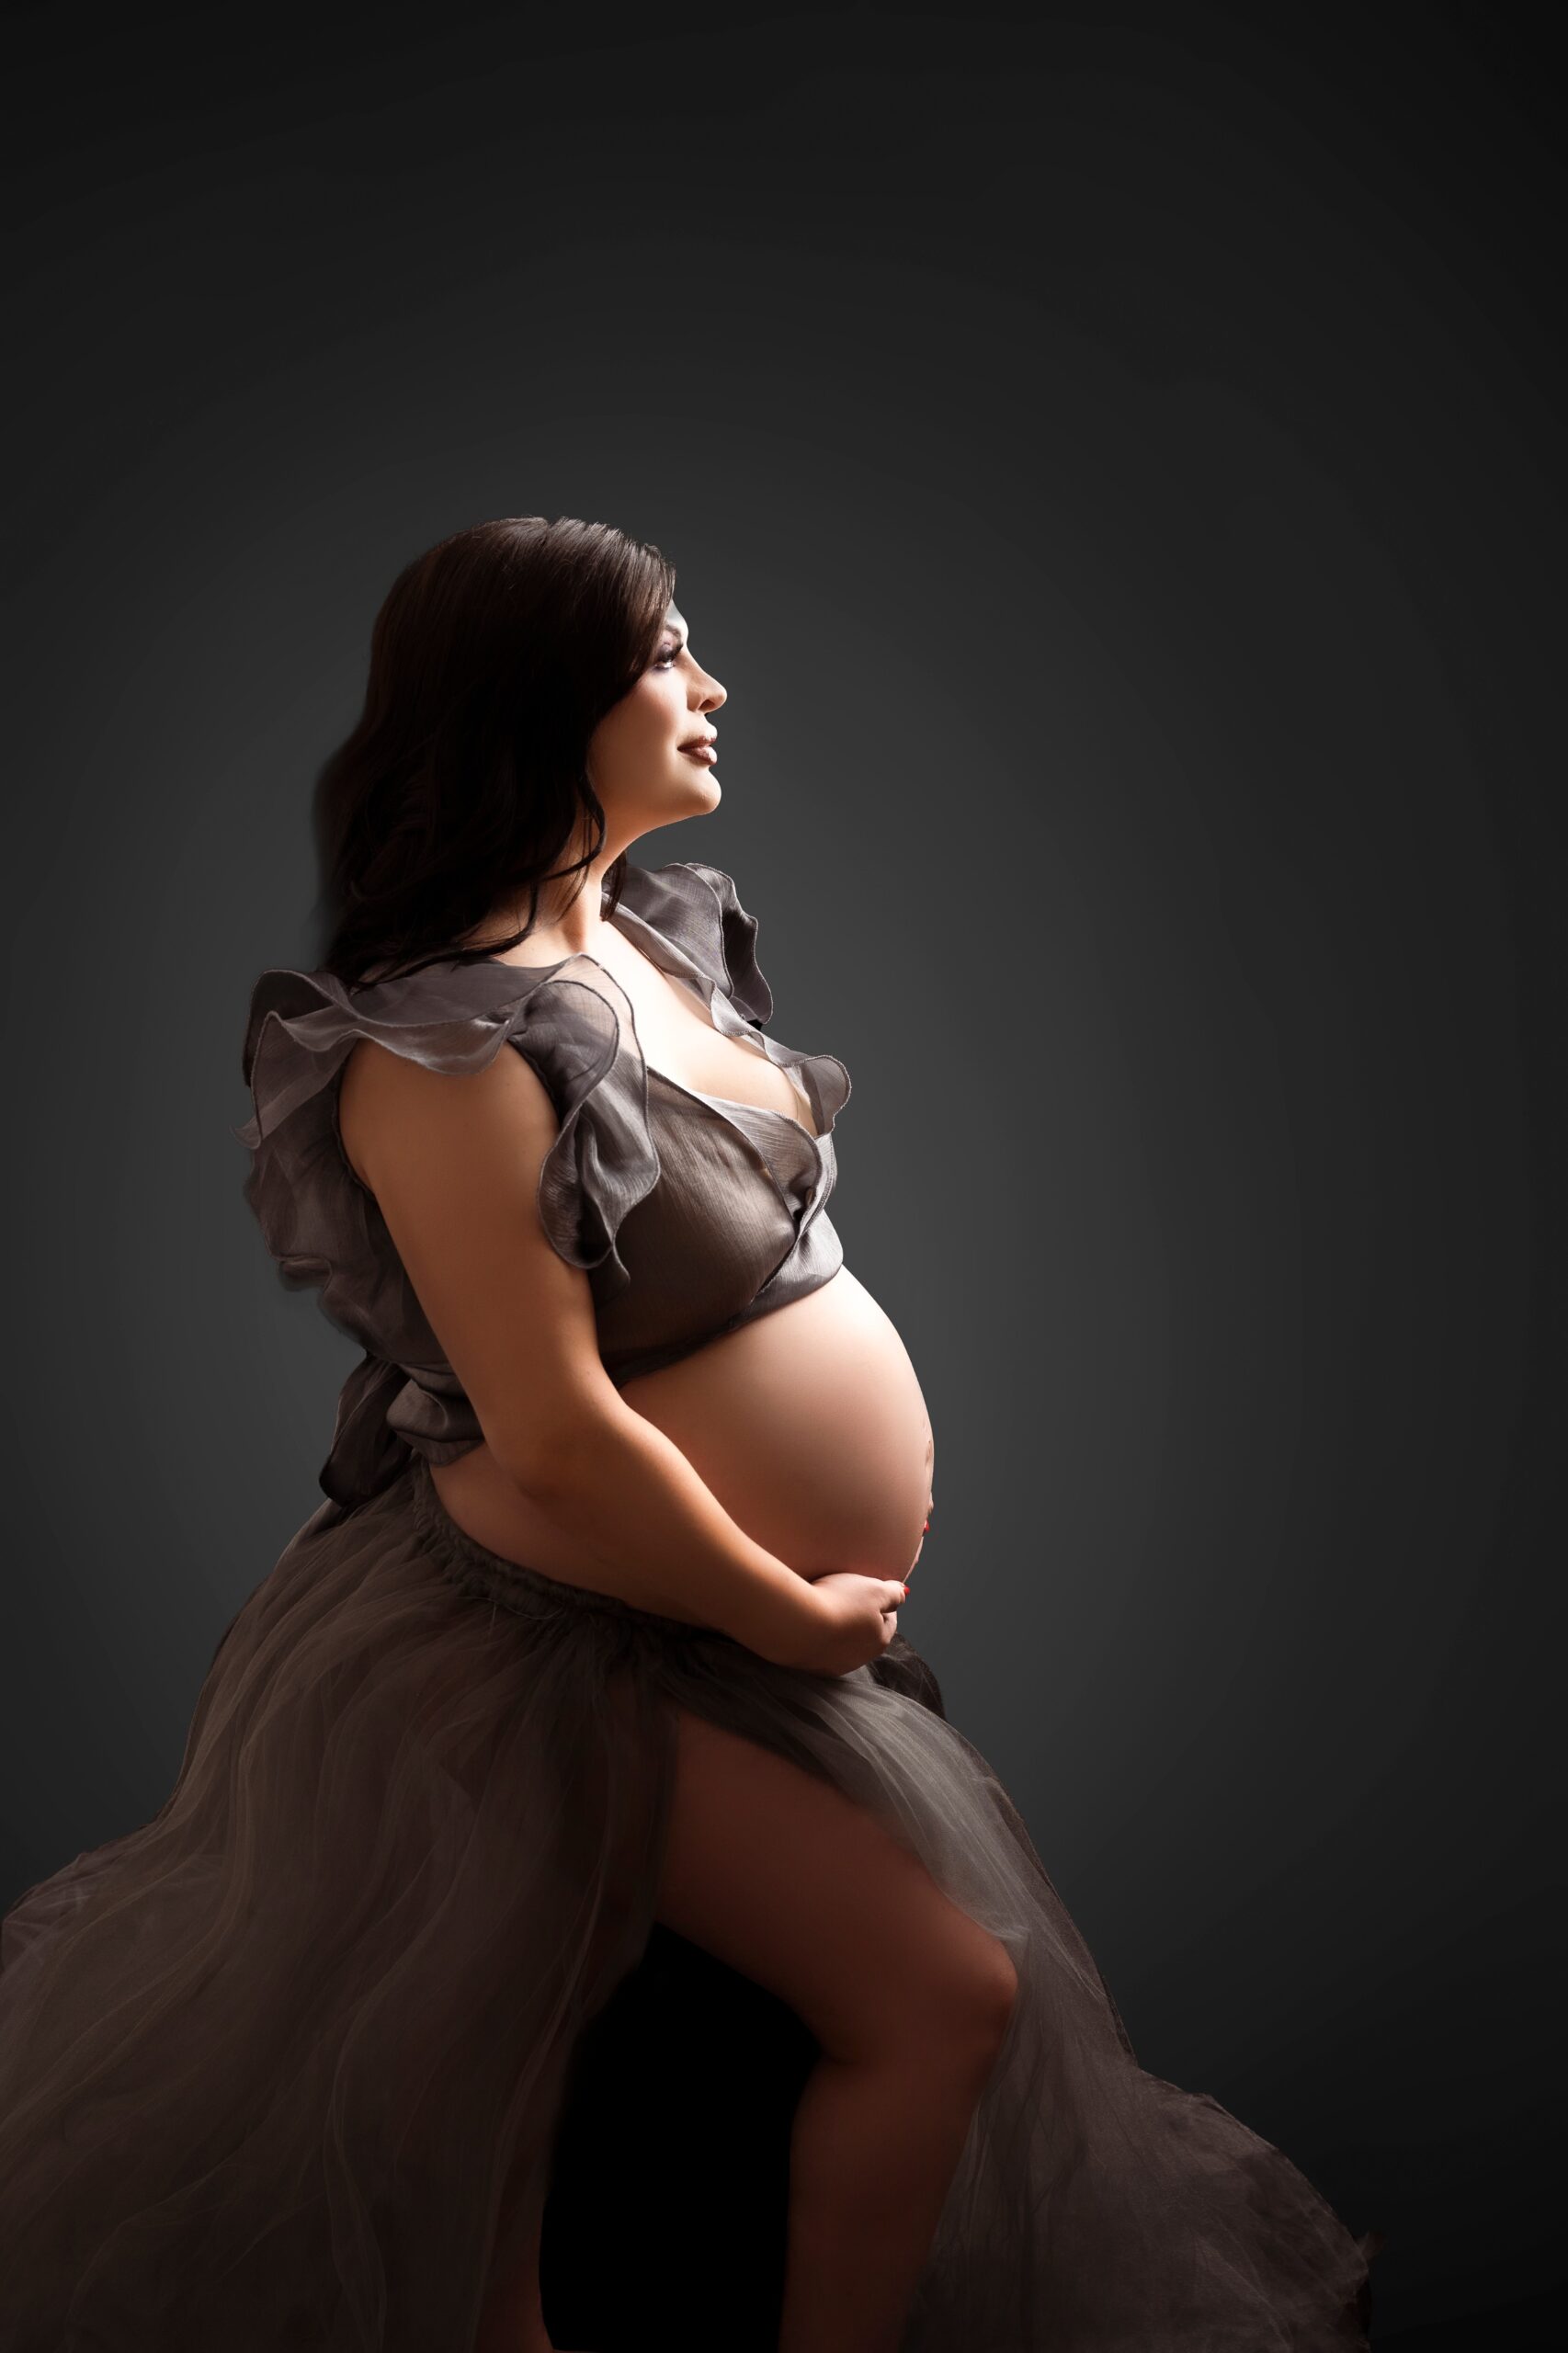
[0,1458,1373,2348]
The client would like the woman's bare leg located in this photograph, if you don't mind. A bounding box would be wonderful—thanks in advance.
[776,2038,1007,2351]
[654,1710,1018,2353]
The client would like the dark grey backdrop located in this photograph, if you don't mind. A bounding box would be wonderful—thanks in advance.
[4,6,1561,2345]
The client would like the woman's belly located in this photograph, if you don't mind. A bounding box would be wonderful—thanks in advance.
[427,1265,935,1600]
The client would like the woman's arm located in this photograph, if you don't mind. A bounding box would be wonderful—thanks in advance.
[338,1032,823,1666]
[515,1403,822,1661]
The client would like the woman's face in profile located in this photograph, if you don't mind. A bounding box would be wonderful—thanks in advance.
[587,603,726,834]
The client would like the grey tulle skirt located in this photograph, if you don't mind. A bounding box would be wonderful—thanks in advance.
[0,1458,1375,2348]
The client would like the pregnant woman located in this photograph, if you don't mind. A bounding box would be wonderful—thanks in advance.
[0,515,1376,2350]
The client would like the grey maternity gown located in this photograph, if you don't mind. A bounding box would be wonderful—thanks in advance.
[0,859,1377,2347]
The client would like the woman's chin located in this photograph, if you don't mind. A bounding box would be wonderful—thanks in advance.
[641,769,722,828]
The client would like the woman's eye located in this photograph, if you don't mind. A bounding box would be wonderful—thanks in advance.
[653,643,681,669]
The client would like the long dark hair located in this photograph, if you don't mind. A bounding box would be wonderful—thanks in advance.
[311,516,676,986]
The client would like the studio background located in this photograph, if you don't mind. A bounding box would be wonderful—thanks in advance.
[3,6,1560,2345]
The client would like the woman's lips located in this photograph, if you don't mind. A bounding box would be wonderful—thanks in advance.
[681,744,717,764]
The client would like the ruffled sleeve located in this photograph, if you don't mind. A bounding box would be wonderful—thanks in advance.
[233,955,660,1509]
[613,859,851,1154]
[612,860,774,1025]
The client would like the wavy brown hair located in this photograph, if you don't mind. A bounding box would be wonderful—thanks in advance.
[311,516,676,987]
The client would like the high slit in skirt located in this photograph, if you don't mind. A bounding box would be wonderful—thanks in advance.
[0,1455,1376,2349]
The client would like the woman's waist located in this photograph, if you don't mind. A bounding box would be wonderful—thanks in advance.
[410,1455,699,1632]
[425,1444,653,1598]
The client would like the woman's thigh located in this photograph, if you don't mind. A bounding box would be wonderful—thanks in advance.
[653,1708,1017,2064]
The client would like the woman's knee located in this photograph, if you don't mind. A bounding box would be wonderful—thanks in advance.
[884,1928,1018,2074]
[961,1936,1019,2057]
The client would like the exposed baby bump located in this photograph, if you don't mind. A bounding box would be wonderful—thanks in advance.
[622,1266,934,1582]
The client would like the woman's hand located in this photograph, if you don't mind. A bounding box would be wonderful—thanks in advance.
[780,1571,907,1677]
